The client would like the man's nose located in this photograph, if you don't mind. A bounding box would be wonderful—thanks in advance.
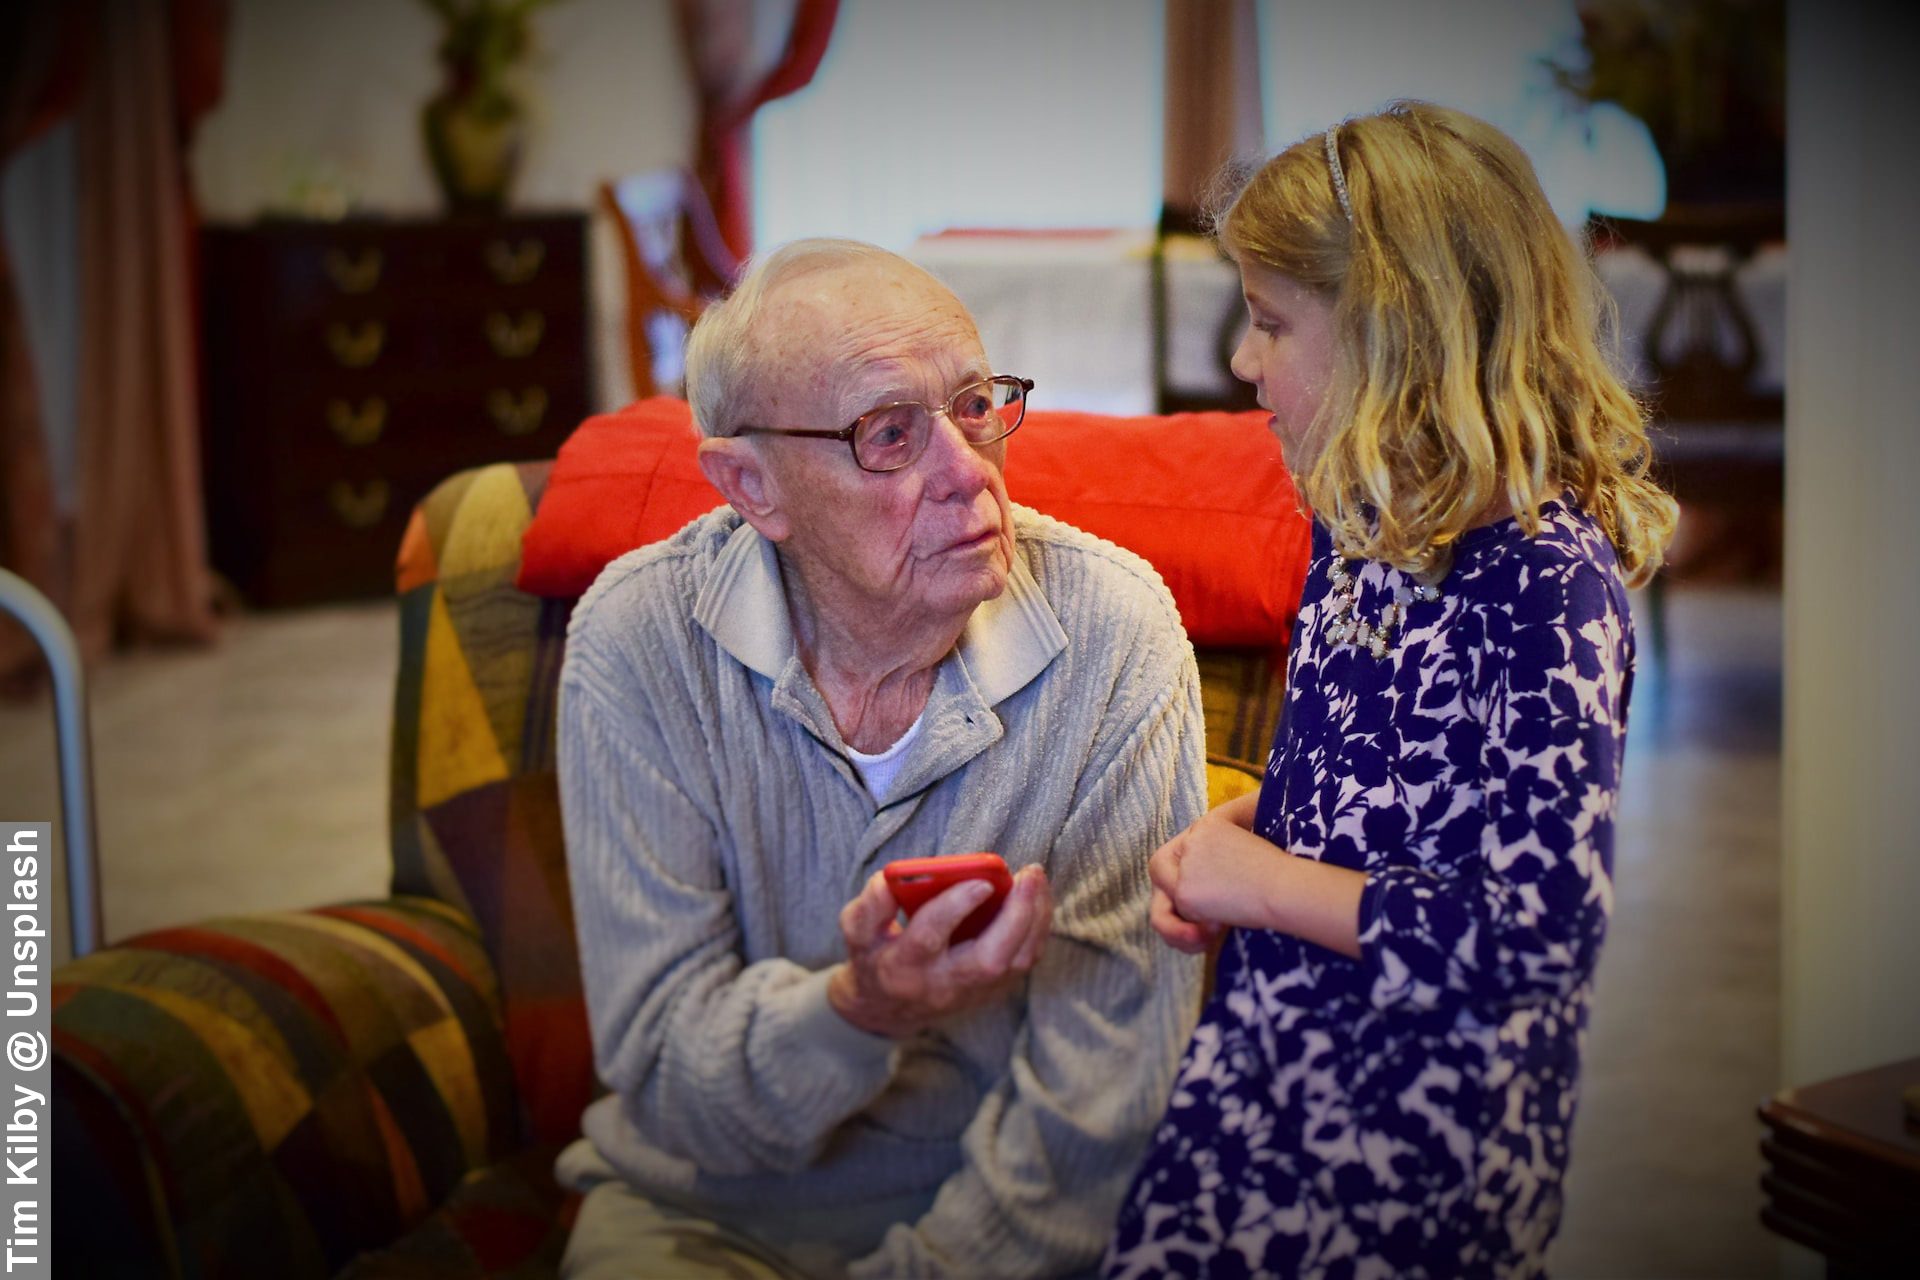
[920,411,998,497]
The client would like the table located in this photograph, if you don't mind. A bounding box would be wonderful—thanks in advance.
[1757,1056,1920,1275]
[908,228,1786,418]
[909,229,1240,416]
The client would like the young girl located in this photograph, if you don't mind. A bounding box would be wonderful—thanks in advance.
[1105,102,1676,1279]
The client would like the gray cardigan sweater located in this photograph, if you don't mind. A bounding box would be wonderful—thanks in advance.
[558,505,1205,1278]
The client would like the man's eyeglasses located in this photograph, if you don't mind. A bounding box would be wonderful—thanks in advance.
[734,375,1033,474]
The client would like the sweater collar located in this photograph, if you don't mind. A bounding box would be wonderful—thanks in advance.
[691,518,1066,709]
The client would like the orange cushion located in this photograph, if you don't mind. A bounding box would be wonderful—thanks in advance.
[516,398,720,599]
[1005,408,1311,648]
[516,398,1311,649]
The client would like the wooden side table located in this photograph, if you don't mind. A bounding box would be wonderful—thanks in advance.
[1758,1056,1920,1276]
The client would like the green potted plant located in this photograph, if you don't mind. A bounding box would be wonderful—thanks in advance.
[419,0,563,214]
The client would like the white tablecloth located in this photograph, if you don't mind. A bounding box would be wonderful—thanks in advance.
[909,230,1786,417]
[909,231,1159,416]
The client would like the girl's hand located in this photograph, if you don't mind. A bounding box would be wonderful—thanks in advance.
[1149,876,1222,953]
[1147,800,1282,951]
[1212,787,1261,831]
[1148,796,1370,959]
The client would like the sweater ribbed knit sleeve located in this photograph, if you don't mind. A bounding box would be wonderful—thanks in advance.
[849,553,1208,1279]
[559,631,901,1176]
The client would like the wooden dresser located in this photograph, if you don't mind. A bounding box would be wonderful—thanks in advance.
[200,214,591,606]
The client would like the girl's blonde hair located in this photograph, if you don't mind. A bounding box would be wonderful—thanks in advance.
[1220,100,1676,586]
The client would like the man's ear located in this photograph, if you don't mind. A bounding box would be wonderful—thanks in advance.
[697,437,791,542]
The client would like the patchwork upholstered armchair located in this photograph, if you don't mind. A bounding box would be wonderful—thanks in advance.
[49,404,1305,1278]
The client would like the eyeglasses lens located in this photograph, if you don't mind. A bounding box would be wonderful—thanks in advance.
[852,405,922,471]
[851,378,1026,472]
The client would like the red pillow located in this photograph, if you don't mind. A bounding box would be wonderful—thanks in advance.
[516,398,720,596]
[516,398,1311,649]
[1008,409,1311,649]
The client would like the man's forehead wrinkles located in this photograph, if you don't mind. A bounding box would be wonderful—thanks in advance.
[751,261,986,426]
[833,345,987,417]
[840,359,985,405]
[827,308,982,392]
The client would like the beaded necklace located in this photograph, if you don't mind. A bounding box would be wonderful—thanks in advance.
[1324,558,1441,658]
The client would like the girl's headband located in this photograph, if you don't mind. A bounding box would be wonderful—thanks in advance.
[1324,127,1354,223]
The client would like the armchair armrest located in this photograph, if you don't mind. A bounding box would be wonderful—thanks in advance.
[52,896,521,1279]
[1205,754,1263,809]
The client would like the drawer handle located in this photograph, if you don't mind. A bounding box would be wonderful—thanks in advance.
[486,386,549,436]
[326,397,387,446]
[327,479,390,529]
[485,238,546,284]
[485,310,545,358]
[324,247,383,294]
[325,320,386,368]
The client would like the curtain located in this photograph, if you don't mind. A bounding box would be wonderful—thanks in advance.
[674,0,840,260]
[1,0,227,683]
[0,2,90,687]
[69,0,224,659]
[1162,0,1264,219]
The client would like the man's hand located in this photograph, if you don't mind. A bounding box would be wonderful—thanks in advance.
[829,865,1052,1038]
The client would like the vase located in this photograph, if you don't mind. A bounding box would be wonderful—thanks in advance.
[422,90,524,215]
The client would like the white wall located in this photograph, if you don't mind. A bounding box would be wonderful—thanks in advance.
[752,0,1164,250]
[193,0,693,217]
[1256,0,1664,224]
[1781,0,1920,1086]
[192,0,697,407]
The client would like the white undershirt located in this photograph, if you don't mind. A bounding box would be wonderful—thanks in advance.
[845,711,926,803]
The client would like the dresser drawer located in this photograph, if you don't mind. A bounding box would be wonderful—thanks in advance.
[201,213,592,607]
[208,217,587,317]
[280,303,588,384]
[220,473,420,607]
[266,380,587,478]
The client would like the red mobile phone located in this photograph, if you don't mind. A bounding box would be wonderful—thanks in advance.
[882,853,1013,944]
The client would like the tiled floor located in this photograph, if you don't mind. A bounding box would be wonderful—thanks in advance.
[0,583,1786,1276]
[0,601,396,949]
[1555,586,1784,1278]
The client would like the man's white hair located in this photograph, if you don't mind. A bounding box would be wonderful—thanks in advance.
[683,238,951,439]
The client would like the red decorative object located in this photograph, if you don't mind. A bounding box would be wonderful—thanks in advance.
[516,397,1313,653]
[675,0,840,259]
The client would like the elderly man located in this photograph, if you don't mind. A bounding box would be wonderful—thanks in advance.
[555,239,1205,1279]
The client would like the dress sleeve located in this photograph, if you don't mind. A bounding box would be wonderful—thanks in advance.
[850,621,1209,1279]
[560,647,900,1176]
[1355,561,1629,1016]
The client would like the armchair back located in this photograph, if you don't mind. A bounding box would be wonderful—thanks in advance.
[389,461,598,1149]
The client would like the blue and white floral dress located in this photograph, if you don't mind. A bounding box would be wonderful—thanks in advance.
[1106,497,1636,1280]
